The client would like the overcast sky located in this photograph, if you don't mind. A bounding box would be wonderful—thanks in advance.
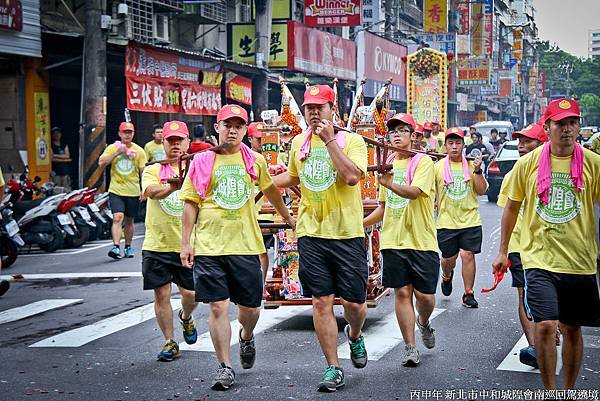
[533,0,600,58]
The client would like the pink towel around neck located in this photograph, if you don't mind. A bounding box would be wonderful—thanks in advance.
[187,143,257,199]
[300,128,346,161]
[443,155,471,186]
[406,153,425,185]
[114,141,138,157]
[159,163,177,183]
[537,142,584,205]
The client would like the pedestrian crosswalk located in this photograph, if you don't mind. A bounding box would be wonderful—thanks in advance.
[1,297,598,375]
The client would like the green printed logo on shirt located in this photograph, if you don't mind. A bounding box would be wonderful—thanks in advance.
[386,168,409,210]
[536,172,582,224]
[213,164,252,210]
[445,172,469,201]
[115,155,135,175]
[300,148,336,192]
[152,148,166,162]
[159,189,184,217]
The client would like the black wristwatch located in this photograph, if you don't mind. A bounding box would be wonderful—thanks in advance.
[474,169,483,175]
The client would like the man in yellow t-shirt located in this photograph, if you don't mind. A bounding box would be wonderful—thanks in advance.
[363,113,438,368]
[99,122,147,259]
[493,98,600,391]
[142,121,197,362]
[496,123,547,369]
[434,127,488,308]
[144,124,166,163]
[180,105,294,392]
[272,85,368,392]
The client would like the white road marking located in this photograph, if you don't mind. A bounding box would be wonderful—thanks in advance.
[488,225,501,240]
[338,308,446,361]
[180,305,312,352]
[19,236,144,257]
[0,272,142,281]
[0,299,83,325]
[496,334,562,374]
[29,298,181,348]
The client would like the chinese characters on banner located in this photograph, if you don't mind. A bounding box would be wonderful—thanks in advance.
[413,33,456,54]
[423,0,447,33]
[33,92,51,166]
[289,22,356,80]
[225,72,253,105]
[229,23,288,67]
[457,57,491,86]
[125,43,222,115]
[499,79,512,97]
[470,3,483,55]
[304,0,361,27]
[512,29,523,60]
[407,48,449,128]
[455,0,470,35]
[483,0,494,55]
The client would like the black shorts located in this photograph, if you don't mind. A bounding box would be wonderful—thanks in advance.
[193,255,263,308]
[109,193,139,218]
[297,236,368,304]
[508,252,525,288]
[142,251,195,291]
[258,220,275,250]
[437,226,483,258]
[381,249,440,294]
[524,268,600,326]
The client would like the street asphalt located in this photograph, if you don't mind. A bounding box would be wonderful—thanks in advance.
[0,202,599,401]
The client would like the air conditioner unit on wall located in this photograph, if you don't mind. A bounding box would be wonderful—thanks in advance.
[153,14,170,44]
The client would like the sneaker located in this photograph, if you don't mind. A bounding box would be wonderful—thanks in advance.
[462,291,479,308]
[343,324,368,368]
[0,280,9,297]
[441,270,453,296]
[519,345,539,369]
[179,310,197,345]
[211,363,235,391]
[401,344,420,367]
[317,365,345,392]
[416,317,436,349]
[157,339,180,362]
[239,328,256,369]
[108,245,121,259]
[124,246,134,258]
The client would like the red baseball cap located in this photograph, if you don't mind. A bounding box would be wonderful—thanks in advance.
[423,121,433,130]
[541,98,581,124]
[301,85,335,106]
[217,105,248,124]
[247,122,264,139]
[431,119,440,126]
[162,121,189,139]
[414,124,424,135]
[513,123,548,142]
[118,122,135,132]
[444,127,465,139]
[387,113,416,130]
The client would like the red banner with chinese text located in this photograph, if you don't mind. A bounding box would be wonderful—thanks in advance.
[304,0,361,27]
[225,72,253,105]
[455,0,470,35]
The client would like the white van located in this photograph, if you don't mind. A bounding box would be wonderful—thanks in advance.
[473,121,514,140]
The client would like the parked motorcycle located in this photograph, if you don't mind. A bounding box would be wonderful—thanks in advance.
[94,192,112,240]
[58,189,96,248]
[0,194,25,268]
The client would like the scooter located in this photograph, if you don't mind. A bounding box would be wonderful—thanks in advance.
[0,194,25,268]
[94,192,112,240]
[14,193,72,253]
[58,189,96,248]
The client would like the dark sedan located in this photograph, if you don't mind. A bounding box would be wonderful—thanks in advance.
[485,140,519,203]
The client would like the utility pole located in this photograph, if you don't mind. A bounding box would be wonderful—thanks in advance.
[254,0,273,119]
[384,0,394,41]
[81,0,107,190]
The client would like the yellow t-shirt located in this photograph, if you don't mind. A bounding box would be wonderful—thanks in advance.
[101,143,147,197]
[434,159,485,229]
[144,140,166,163]
[379,156,438,252]
[141,163,185,253]
[179,151,273,256]
[507,146,600,275]
[497,170,524,254]
[288,132,368,239]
